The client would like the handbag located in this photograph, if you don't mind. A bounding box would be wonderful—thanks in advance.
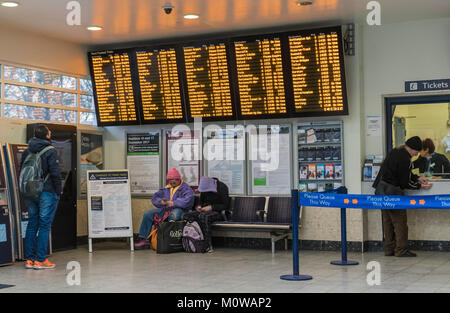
[156,220,186,254]
[147,210,171,251]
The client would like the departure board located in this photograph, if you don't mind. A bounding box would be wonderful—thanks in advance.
[288,28,347,115]
[89,50,140,126]
[183,43,235,121]
[234,37,287,118]
[135,48,185,123]
[88,26,348,126]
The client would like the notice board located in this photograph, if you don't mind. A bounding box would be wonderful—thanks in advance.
[87,170,133,239]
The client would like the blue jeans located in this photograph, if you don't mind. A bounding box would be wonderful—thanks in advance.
[138,207,184,239]
[24,192,60,262]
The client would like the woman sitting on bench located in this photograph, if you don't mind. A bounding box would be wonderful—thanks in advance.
[134,168,194,250]
[183,176,230,252]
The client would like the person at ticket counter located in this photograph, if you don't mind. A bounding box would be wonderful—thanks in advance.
[373,136,432,257]
[134,168,194,250]
[20,124,61,270]
[413,138,450,178]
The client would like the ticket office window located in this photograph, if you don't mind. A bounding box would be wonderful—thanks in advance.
[386,95,450,174]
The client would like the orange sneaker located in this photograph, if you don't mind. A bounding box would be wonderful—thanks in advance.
[33,259,55,270]
[25,260,35,269]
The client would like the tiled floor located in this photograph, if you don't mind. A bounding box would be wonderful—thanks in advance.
[1,242,450,293]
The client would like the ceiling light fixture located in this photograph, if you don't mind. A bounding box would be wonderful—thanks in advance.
[86,26,103,31]
[1,1,19,7]
[184,14,199,19]
[296,0,313,6]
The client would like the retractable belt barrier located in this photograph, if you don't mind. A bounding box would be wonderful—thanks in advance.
[281,188,450,280]
[299,191,450,210]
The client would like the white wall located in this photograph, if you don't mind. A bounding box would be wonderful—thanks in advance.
[0,22,89,76]
[363,17,450,156]
[362,17,450,242]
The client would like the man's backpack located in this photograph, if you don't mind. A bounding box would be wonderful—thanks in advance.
[19,146,55,198]
[182,221,208,253]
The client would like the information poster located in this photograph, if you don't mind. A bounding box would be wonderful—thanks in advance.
[127,132,161,195]
[80,132,104,197]
[166,130,201,190]
[205,128,245,194]
[87,170,133,238]
[366,116,382,137]
[249,125,292,195]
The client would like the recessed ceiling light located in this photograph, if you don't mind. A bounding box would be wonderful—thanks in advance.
[296,0,313,6]
[1,1,19,7]
[87,26,103,31]
[184,14,199,19]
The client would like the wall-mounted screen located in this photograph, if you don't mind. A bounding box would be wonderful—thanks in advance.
[233,36,288,119]
[182,42,235,121]
[135,47,186,124]
[87,26,348,125]
[88,50,140,126]
[286,27,348,116]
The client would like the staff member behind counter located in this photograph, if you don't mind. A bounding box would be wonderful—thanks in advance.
[413,138,450,178]
[373,136,432,258]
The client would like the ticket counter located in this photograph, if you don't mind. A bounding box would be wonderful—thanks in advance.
[362,179,450,249]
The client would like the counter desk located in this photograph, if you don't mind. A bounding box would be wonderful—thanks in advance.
[362,179,450,196]
[362,179,450,249]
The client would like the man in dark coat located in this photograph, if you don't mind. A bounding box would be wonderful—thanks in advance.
[20,124,61,269]
[373,136,432,257]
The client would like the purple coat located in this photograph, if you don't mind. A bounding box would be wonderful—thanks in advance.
[151,181,194,212]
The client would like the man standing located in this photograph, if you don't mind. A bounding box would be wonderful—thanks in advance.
[373,136,432,257]
[20,125,61,269]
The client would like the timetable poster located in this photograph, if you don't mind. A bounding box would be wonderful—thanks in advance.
[234,37,288,118]
[135,48,185,123]
[166,130,201,190]
[87,170,133,238]
[183,43,235,121]
[127,132,161,195]
[288,28,347,115]
[89,50,140,126]
[80,133,104,197]
[205,128,245,195]
[249,126,292,195]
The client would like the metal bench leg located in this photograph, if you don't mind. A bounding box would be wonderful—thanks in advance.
[285,238,288,250]
[271,238,275,255]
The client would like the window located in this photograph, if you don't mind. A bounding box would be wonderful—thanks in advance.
[0,64,97,126]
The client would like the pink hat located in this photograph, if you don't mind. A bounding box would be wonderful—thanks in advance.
[167,168,181,180]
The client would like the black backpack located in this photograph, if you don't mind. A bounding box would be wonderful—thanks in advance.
[19,146,54,198]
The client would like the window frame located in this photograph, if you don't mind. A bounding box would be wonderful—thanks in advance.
[0,62,96,127]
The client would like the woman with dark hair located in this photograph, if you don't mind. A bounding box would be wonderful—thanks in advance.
[413,138,450,177]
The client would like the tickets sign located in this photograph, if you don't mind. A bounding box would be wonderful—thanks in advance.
[299,192,450,210]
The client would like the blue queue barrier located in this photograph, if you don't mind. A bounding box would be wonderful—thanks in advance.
[299,190,450,267]
[282,189,450,280]
[280,190,313,281]
[324,187,359,266]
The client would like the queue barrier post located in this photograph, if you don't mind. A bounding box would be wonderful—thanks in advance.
[330,187,359,266]
[280,190,312,281]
